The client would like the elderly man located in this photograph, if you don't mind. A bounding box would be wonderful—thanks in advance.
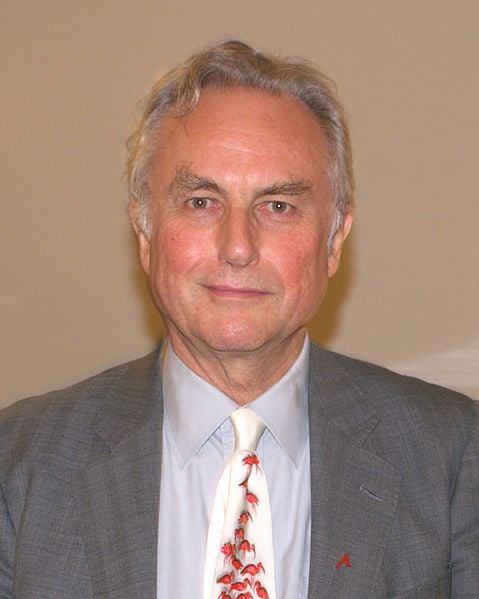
[0,41,477,598]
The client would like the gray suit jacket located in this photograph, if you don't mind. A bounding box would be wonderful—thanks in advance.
[0,345,477,598]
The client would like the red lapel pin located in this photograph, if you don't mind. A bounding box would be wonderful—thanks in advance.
[335,553,351,569]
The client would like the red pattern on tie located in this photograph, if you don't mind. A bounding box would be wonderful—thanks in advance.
[215,452,271,598]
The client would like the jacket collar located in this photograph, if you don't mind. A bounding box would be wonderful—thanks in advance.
[72,349,162,599]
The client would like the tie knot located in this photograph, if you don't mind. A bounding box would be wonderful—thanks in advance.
[230,408,265,452]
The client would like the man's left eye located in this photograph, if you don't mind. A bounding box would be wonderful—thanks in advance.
[268,201,291,213]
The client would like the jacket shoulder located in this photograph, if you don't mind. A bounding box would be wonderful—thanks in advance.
[309,344,476,447]
[0,351,160,471]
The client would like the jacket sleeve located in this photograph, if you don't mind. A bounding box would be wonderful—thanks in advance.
[0,481,14,598]
[450,400,479,597]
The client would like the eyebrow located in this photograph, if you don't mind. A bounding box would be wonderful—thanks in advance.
[260,181,312,197]
[169,167,312,198]
[169,169,223,194]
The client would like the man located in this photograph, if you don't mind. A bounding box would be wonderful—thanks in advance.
[0,41,477,598]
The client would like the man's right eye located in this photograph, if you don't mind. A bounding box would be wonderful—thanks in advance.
[188,197,211,209]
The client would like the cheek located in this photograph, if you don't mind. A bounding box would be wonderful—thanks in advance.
[149,224,211,282]
[272,235,327,293]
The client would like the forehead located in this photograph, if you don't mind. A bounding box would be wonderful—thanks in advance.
[151,87,330,189]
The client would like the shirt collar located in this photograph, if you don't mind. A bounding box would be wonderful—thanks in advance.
[249,337,309,468]
[161,336,310,469]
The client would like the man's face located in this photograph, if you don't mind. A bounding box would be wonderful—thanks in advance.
[133,87,351,358]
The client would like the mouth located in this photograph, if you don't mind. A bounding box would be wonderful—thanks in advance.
[203,285,271,299]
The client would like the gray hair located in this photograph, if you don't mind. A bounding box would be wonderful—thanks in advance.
[127,40,354,244]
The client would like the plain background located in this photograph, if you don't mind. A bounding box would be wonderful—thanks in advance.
[2,1,478,407]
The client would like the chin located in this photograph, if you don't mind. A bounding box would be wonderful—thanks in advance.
[198,326,273,354]
[203,337,267,354]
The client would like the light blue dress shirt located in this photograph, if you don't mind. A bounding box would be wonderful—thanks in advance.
[157,338,311,598]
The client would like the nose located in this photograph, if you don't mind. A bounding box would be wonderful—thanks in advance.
[217,208,259,267]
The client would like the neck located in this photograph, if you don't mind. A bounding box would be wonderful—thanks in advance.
[166,329,307,405]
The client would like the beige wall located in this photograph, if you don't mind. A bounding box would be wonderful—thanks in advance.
[2,1,478,407]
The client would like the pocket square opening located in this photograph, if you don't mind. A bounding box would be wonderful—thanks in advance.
[360,484,384,502]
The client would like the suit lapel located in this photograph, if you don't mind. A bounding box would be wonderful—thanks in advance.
[72,351,162,599]
[307,346,402,598]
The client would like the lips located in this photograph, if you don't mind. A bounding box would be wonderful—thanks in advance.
[203,284,271,299]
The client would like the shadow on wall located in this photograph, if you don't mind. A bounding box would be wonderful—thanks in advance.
[309,240,354,346]
[129,234,166,343]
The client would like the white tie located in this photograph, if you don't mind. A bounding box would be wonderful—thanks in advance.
[203,408,276,599]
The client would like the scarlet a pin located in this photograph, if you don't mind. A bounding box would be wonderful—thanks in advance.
[335,553,351,569]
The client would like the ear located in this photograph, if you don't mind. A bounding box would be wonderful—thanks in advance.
[327,211,353,278]
[128,201,151,275]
